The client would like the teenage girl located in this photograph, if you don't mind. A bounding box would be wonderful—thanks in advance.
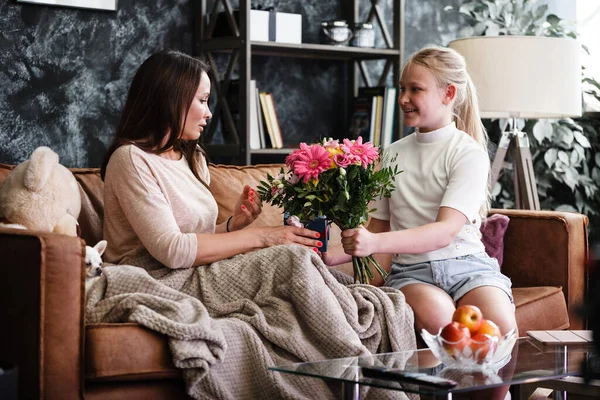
[323,45,517,338]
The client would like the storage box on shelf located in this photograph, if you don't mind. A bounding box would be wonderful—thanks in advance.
[212,9,302,44]
[194,0,405,165]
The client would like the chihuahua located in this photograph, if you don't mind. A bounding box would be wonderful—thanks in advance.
[85,240,107,284]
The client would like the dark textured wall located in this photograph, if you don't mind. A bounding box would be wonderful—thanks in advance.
[0,0,192,167]
[0,0,465,167]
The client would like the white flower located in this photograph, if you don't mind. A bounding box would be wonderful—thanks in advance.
[286,215,304,228]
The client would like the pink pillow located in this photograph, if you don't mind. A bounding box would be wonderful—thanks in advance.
[480,214,510,268]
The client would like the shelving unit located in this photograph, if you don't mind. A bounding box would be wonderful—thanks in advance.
[193,0,405,165]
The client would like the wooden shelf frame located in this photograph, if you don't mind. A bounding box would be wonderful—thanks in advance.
[193,0,405,165]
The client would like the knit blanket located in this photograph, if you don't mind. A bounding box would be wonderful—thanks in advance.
[86,245,416,399]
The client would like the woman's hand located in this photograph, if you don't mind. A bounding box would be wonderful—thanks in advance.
[341,226,378,257]
[259,226,322,249]
[230,185,262,231]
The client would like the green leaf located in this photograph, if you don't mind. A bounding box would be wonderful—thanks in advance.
[558,150,570,166]
[570,149,581,166]
[485,1,498,20]
[546,13,560,26]
[563,167,579,191]
[544,148,558,168]
[459,3,480,15]
[491,181,502,197]
[592,167,600,182]
[558,126,574,146]
[574,131,591,148]
[574,144,586,160]
[556,204,578,213]
[533,120,552,143]
[583,77,600,91]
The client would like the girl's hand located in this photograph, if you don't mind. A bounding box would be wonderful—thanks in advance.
[230,185,262,231]
[260,226,322,250]
[341,226,377,257]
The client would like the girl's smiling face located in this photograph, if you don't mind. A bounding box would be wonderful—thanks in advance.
[181,71,212,141]
[398,63,454,133]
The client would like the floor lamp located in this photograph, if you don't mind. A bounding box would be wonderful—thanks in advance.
[449,36,581,210]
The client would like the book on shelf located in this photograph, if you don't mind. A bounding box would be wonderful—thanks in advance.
[354,86,397,149]
[255,86,267,149]
[373,95,383,147]
[249,80,261,150]
[258,92,275,148]
[258,92,283,149]
[265,93,284,149]
[380,86,397,148]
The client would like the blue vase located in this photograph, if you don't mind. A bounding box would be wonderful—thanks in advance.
[283,212,329,252]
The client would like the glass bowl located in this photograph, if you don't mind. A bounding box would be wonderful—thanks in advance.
[421,328,517,371]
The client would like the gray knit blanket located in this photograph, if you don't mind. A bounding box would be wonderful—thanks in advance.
[86,245,416,399]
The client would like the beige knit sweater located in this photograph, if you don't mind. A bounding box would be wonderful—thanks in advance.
[103,145,218,270]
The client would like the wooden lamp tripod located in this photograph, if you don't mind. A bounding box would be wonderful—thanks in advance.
[490,118,540,210]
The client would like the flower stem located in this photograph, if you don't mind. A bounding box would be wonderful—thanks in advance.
[367,255,389,280]
[351,255,388,284]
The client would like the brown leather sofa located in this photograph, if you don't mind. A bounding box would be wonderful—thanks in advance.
[0,162,589,399]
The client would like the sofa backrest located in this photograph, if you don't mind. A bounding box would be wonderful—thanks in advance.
[0,162,287,247]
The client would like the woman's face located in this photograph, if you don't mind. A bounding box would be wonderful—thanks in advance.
[181,71,212,141]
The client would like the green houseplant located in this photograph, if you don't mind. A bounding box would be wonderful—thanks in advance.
[448,0,600,241]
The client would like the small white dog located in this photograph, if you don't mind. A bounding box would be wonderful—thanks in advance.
[85,240,107,284]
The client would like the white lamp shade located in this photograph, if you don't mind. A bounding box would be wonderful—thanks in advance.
[449,36,582,119]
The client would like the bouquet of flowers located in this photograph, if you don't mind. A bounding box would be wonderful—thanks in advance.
[257,137,401,284]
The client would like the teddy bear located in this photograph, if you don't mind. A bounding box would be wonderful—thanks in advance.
[0,146,81,237]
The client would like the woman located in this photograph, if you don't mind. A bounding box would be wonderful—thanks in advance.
[101,50,322,270]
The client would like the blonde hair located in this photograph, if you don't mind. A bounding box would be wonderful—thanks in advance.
[403,45,490,216]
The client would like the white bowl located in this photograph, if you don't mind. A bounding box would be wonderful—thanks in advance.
[420,328,517,371]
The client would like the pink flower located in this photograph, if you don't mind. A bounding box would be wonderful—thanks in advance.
[341,137,379,168]
[322,139,339,149]
[333,152,358,168]
[285,143,310,169]
[293,144,331,183]
[271,186,282,197]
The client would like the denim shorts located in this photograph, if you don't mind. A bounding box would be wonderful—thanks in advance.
[385,252,514,304]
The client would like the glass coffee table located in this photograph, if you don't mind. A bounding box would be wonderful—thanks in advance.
[270,337,594,399]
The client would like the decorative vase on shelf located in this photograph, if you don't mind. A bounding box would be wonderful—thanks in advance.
[283,212,329,252]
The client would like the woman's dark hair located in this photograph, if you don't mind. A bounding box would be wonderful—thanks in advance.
[101,50,210,181]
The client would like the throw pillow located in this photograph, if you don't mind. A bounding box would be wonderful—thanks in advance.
[480,214,510,268]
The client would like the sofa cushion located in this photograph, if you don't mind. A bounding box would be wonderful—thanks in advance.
[207,163,284,227]
[480,213,510,267]
[85,323,180,382]
[71,168,104,246]
[512,286,570,336]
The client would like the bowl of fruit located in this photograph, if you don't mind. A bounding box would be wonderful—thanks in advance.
[420,305,517,371]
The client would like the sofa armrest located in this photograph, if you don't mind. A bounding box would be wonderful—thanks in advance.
[490,209,589,329]
[0,228,86,400]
